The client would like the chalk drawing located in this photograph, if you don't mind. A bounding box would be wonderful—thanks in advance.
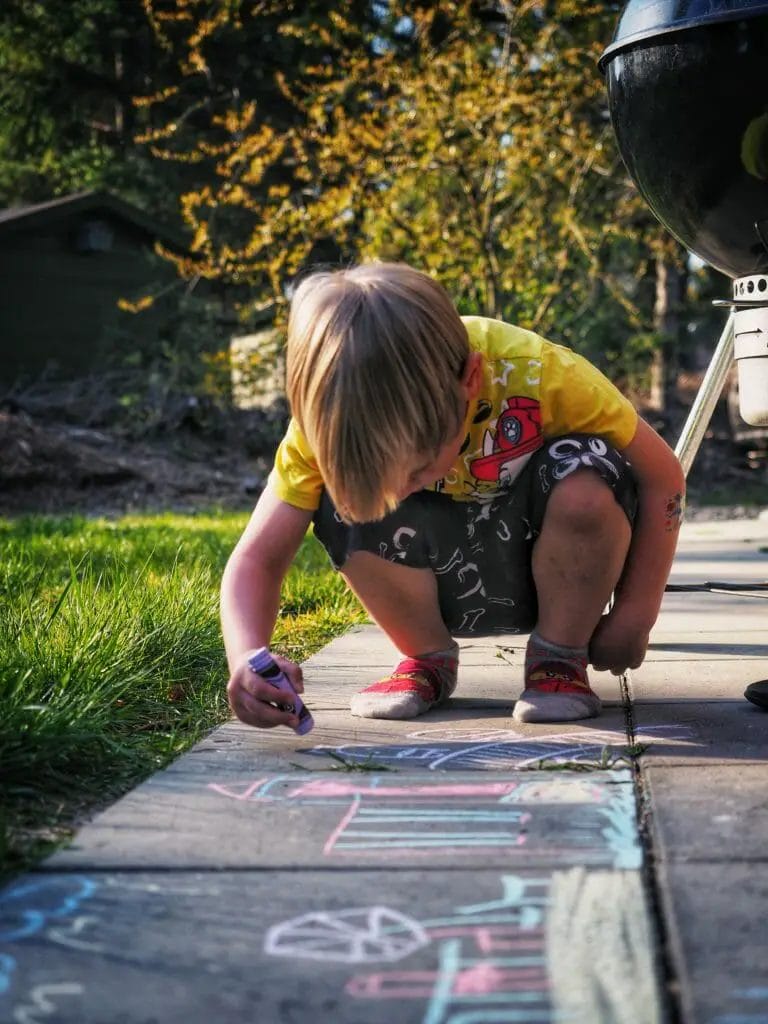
[498,779,605,804]
[0,877,96,1009]
[713,1018,768,1024]
[12,983,84,1024]
[322,798,530,856]
[713,986,768,1024]
[47,916,104,954]
[0,877,97,943]
[0,953,15,995]
[207,778,269,801]
[346,962,548,999]
[546,868,663,1024]
[599,786,641,870]
[206,773,640,867]
[103,877,216,897]
[306,723,693,772]
[289,781,523,800]
[406,724,691,743]
[265,907,429,963]
[267,874,554,1023]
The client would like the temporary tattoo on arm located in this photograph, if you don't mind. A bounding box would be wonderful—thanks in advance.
[664,492,685,532]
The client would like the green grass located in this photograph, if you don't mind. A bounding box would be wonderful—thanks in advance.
[0,511,366,880]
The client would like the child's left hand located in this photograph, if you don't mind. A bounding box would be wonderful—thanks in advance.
[588,606,650,675]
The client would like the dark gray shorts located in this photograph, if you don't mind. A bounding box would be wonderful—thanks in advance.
[313,434,637,637]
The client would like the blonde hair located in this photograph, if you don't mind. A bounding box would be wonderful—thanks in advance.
[286,262,469,523]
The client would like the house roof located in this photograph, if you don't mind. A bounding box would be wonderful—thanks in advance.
[0,190,189,252]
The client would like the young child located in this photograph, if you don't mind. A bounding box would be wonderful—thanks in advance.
[221,262,684,727]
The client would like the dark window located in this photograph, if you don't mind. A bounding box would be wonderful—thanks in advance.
[74,219,114,253]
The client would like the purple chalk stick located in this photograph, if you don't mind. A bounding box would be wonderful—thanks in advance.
[248,647,314,735]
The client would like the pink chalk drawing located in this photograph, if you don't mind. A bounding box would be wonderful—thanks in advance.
[454,961,546,996]
[206,779,269,801]
[345,963,548,999]
[428,927,544,954]
[288,780,521,800]
[205,772,639,866]
[322,796,362,856]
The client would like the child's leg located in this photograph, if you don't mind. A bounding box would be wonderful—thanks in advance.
[340,552,459,719]
[532,469,631,646]
[342,551,453,654]
[515,467,632,723]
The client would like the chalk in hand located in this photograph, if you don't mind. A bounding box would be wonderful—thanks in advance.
[248,647,314,735]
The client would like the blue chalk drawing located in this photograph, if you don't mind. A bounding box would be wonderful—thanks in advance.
[0,953,16,995]
[712,1017,768,1024]
[600,786,642,869]
[0,876,97,1004]
[0,877,97,942]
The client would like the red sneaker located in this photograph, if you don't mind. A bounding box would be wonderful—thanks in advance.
[350,654,458,720]
[513,658,601,723]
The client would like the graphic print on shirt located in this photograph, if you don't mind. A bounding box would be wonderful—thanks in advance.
[468,396,543,488]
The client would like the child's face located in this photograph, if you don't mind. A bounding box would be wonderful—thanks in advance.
[397,351,483,500]
[399,405,468,499]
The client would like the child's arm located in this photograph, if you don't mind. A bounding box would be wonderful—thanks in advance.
[589,417,685,674]
[220,481,314,728]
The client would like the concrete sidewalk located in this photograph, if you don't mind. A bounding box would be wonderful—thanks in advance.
[1,517,767,1023]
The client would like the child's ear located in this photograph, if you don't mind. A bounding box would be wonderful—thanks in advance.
[461,352,483,399]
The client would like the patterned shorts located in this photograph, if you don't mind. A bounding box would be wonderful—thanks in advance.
[313,434,638,637]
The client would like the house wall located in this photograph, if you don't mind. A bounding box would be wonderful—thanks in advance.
[0,211,178,381]
[230,328,286,410]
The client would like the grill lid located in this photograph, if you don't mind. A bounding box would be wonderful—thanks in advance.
[600,0,768,67]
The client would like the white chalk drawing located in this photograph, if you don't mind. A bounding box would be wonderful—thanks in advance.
[406,724,691,743]
[306,723,694,772]
[46,917,104,954]
[13,983,84,1024]
[264,907,429,964]
[103,877,217,897]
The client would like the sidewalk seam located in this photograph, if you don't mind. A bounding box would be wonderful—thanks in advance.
[622,668,684,1024]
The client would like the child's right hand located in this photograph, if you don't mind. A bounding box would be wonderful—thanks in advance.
[226,651,305,729]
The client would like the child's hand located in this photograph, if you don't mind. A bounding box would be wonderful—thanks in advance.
[226,651,305,729]
[588,608,650,675]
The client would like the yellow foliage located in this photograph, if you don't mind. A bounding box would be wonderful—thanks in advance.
[136,0,665,349]
[118,295,155,313]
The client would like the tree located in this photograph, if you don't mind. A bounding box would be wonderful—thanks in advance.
[308,0,674,374]
[138,0,687,382]
[138,0,379,317]
[0,0,178,213]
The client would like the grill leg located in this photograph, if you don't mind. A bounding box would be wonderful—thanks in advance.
[674,312,735,477]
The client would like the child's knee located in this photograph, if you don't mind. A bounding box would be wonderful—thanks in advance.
[546,469,627,535]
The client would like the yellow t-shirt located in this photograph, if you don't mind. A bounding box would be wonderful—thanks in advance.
[269,316,638,511]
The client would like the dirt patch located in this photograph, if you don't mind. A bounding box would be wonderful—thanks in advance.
[0,400,766,520]
[0,410,266,516]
